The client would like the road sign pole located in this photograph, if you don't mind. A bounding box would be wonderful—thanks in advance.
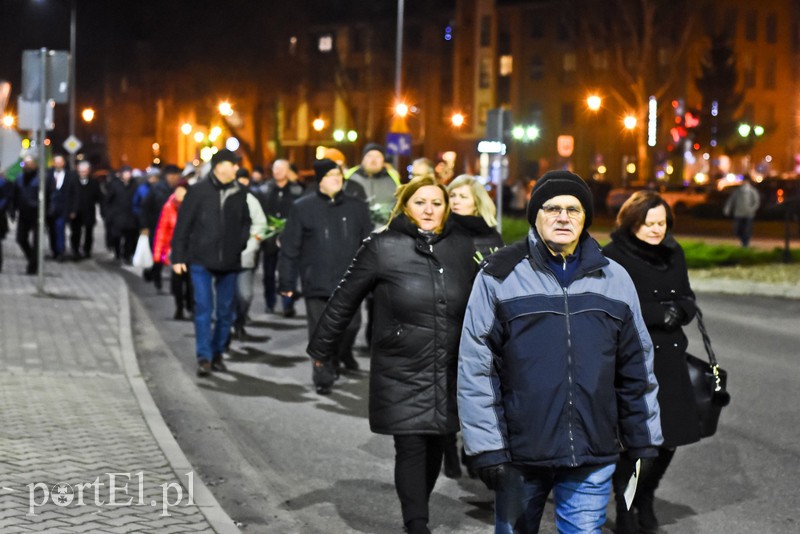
[36,48,48,294]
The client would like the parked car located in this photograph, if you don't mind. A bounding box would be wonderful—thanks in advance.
[659,185,713,214]
[605,187,639,214]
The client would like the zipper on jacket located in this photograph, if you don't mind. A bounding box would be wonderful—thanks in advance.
[563,285,577,466]
[342,216,348,241]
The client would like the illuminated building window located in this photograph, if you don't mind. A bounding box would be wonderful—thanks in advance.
[318,34,333,53]
[500,55,513,76]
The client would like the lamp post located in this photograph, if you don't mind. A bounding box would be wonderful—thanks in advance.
[68,0,76,170]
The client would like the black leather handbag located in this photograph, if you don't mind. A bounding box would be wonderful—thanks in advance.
[685,306,731,438]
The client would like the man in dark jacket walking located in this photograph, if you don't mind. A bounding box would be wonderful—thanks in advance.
[104,166,139,263]
[68,160,102,259]
[11,155,42,274]
[171,149,262,377]
[457,171,663,533]
[253,158,304,316]
[45,153,76,261]
[278,158,372,393]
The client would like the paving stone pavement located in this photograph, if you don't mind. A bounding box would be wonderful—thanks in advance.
[0,241,237,533]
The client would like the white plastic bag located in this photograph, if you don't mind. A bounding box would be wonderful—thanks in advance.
[132,234,154,268]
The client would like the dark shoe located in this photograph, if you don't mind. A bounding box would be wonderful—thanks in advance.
[196,360,211,377]
[405,519,431,534]
[443,452,462,479]
[173,309,184,321]
[283,307,296,318]
[233,325,246,340]
[340,355,360,371]
[315,385,332,395]
[265,306,275,314]
[211,353,228,372]
[143,268,153,281]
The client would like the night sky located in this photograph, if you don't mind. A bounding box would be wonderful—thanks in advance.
[0,0,431,109]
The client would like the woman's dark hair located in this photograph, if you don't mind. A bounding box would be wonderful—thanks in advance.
[387,174,450,233]
[615,190,674,232]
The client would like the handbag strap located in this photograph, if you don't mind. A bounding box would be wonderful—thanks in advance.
[694,306,724,392]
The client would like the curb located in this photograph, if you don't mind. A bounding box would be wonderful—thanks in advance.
[117,282,241,533]
[690,277,800,299]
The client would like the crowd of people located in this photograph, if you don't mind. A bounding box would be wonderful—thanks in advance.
[0,144,715,534]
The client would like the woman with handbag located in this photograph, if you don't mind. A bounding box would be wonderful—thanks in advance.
[307,175,477,534]
[603,190,701,534]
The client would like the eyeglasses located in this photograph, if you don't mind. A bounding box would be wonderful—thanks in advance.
[540,205,584,219]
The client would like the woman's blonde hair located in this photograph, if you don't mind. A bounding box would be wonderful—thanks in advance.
[446,174,497,227]
[387,174,450,233]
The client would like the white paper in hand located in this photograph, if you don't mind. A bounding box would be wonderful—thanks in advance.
[623,459,641,510]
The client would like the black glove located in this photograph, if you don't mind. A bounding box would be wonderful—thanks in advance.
[312,360,336,393]
[662,302,685,331]
[477,463,508,491]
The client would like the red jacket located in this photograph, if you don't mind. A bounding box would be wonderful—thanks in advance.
[152,194,180,265]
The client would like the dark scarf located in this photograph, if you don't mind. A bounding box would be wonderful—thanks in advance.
[609,228,675,270]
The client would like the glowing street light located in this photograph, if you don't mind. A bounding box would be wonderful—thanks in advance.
[81,107,94,123]
[193,131,205,143]
[623,115,637,130]
[450,112,465,128]
[738,123,751,137]
[586,95,602,111]
[180,122,193,135]
[218,101,234,117]
[333,129,345,142]
[2,114,15,128]
[209,126,223,142]
[312,117,325,132]
[394,102,409,117]
[526,125,540,140]
[346,130,358,142]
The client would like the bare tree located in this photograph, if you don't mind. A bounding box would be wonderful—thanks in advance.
[574,0,705,180]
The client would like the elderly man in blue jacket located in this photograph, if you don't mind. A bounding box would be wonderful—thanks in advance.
[457,170,663,533]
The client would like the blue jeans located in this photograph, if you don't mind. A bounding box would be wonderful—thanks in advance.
[190,264,238,361]
[495,463,615,534]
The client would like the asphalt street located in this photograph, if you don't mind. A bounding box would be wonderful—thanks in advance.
[119,254,800,534]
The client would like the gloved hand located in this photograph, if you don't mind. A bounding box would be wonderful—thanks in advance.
[662,302,685,331]
[477,463,508,491]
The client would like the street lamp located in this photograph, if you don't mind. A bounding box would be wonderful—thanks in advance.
[2,114,14,128]
[586,95,602,111]
[450,112,465,128]
[81,107,94,123]
[218,101,234,117]
[312,117,325,132]
[623,115,637,130]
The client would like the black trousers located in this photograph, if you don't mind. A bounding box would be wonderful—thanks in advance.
[171,270,194,313]
[70,219,94,257]
[393,434,446,526]
[110,227,137,261]
[16,218,39,273]
[305,297,360,369]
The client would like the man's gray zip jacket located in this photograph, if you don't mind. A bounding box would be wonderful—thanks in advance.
[457,230,663,470]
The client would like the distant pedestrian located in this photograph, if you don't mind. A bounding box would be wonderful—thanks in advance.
[723,174,760,247]
[278,158,372,391]
[457,170,662,534]
[252,159,303,316]
[232,168,269,340]
[603,190,702,534]
[11,155,42,274]
[152,180,193,320]
[68,161,103,259]
[171,149,266,377]
[45,153,76,261]
[0,170,11,272]
[104,166,139,263]
[139,164,182,289]
[308,175,476,534]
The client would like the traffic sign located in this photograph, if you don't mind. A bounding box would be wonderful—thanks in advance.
[63,135,82,154]
[386,133,411,156]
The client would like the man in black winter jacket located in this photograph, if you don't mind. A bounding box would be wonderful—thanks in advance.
[278,158,372,393]
[171,149,263,377]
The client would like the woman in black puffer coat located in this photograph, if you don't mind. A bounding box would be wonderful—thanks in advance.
[307,175,476,534]
[602,190,700,534]
[443,174,504,479]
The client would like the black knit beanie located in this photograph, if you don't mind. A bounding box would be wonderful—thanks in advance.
[527,170,594,229]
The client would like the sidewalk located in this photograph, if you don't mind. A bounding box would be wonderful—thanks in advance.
[0,243,238,532]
